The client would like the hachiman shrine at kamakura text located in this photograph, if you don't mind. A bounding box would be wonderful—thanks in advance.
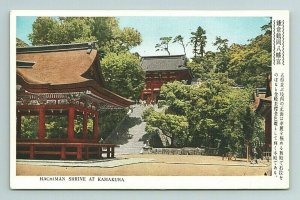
[16,42,133,160]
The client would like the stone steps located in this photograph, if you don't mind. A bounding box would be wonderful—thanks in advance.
[107,104,163,155]
[115,121,146,154]
[107,104,148,154]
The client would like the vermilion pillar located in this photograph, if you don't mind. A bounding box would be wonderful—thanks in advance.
[68,107,75,141]
[93,112,99,141]
[16,113,22,138]
[83,112,88,139]
[151,89,154,104]
[38,107,46,139]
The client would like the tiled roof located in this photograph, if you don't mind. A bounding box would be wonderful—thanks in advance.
[17,42,96,54]
[141,55,188,72]
[16,42,133,107]
[17,44,98,85]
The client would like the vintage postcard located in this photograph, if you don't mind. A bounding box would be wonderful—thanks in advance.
[10,10,289,189]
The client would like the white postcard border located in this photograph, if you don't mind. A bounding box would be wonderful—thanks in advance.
[10,10,289,189]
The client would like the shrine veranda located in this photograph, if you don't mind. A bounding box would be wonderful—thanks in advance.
[16,42,133,160]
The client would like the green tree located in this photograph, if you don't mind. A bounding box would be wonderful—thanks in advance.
[241,106,256,161]
[153,77,264,156]
[187,20,271,88]
[159,81,190,115]
[155,36,172,55]
[74,115,94,139]
[103,27,142,54]
[261,19,272,35]
[187,77,232,148]
[20,116,38,139]
[227,20,272,88]
[188,36,230,75]
[89,17,119,53]
[29,17,142,57]
[144,110,189,147]
[101,52,145,100]
[29,17,61,45]
[213,36,229,52]
[190,26,207,59]
[213,36,230,73]
[45,116,68,139]
[186,51,217,81]
[173,35,188,55]
[227,42,271,88]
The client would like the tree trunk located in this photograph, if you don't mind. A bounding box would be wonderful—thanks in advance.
[182,43,186,55]
[246,144,250,162]
[170,133,175,147]
[167,49,170,56]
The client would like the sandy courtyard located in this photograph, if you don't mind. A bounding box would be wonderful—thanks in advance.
[16,154,271,176]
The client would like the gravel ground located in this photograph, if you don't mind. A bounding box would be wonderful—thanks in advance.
[16,154,271,176]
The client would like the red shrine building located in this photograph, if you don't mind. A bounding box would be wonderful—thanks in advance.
[16,42,133,160]
[140,55,193,104]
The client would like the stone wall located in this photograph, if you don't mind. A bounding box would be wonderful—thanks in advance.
[142,147,206,155]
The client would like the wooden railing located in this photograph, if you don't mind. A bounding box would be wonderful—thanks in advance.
[17,141,118,160]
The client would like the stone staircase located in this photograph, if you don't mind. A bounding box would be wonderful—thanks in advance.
[115,121,146,154]
[105,104,152,154]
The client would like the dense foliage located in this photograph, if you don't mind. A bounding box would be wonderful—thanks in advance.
[20,116,38,139]
[143,79,264,156]
[20,115,94,139]
[29,17,142,56]
[101,52,145,100]
[188,21,272,88]
[143,107,189,147]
